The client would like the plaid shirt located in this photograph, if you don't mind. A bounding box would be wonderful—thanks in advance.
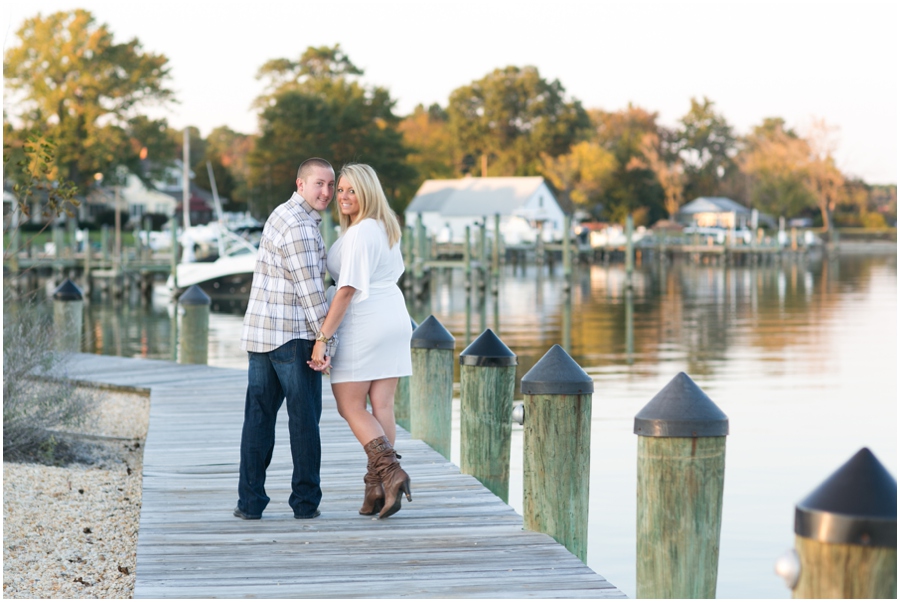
[241,192,336,356]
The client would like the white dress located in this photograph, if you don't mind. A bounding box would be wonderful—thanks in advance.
[327,218,413,384]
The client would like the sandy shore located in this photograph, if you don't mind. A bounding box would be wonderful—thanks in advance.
[3,390,149,599]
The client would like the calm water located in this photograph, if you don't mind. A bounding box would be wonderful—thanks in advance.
[80,253,897,598]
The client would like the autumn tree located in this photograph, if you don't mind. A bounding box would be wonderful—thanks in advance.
[3,10,175,191]
[197,127,255,208]
[397,104,457,203]
[628,132,685,218]
[588,105,666,224]
[248,45,415,215]
[539,141,616,216]
[738,117,847,232]
[447,66,589,177]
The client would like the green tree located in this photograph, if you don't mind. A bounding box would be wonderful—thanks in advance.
[248,45,415,216]
[3,9,175,191]
[447,66,589,177]
[676,97,738,200]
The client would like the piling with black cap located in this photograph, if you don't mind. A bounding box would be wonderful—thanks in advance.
[784,447,896,598]
[394,317,418,432]
[459,329,517,502]
[409,315,455,459]
[52,279,84,352]
[633,372,728,598]
[178,284,210,365]
[520,344,593,563]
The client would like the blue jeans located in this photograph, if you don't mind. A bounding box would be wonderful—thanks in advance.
[237,339,322,517]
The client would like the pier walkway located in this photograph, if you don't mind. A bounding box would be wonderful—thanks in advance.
[64,354,625,598]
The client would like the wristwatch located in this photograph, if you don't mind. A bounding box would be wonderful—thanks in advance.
[315,331,329,343]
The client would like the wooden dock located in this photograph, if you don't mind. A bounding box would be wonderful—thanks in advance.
[63,353,626,599]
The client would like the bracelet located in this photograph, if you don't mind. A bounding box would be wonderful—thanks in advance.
[315,331,329,343]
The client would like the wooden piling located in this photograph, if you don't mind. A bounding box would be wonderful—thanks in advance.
[177,285,210,365]
[394,317,418,432]
[459,329,517,502]
[409,315,455,460]
[52,279,84,353]
[520,344,593,563]
[633,372,729,598]
[786,447,896,598]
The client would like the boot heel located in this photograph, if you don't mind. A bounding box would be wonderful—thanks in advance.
[401,479,412,502]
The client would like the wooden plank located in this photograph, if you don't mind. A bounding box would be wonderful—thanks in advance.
[63,353,626,599]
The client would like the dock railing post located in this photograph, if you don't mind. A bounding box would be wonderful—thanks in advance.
[394,317,418,432]
[520,344,593,562]
[625,213,634,288]
[177,284,210,365]
[463,225,472,290]
[775,447,896,598]
[492,213,501,294]
[563,213,572,292]
[459,328,517,502]
[634,372,729,598]
[83,228,92,297]
[52,279,84,353]
[409,315,455,460]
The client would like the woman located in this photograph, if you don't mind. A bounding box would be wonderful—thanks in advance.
[309,163,413,519]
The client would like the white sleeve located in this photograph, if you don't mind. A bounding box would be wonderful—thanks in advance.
[337,221,382,303]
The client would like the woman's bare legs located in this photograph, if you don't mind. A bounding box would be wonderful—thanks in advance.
[332,377,408,517]
[332,378,399,445]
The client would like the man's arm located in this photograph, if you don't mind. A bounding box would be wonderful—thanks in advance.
[282,220,337,357]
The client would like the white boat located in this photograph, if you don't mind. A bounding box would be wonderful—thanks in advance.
[166,224,258,302]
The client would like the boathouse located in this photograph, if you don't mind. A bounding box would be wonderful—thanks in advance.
[675,196,753,229]
[404,176,566,244]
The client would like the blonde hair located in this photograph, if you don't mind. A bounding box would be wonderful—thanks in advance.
[337,163,402,247]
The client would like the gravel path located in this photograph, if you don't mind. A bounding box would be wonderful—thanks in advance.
[3,390,149,599]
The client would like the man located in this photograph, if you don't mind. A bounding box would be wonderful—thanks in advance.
[234,157,336,520]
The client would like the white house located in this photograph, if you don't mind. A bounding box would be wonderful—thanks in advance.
[404,177,566,244]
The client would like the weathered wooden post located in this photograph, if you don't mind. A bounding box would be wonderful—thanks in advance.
[52,279,84,353]
[634,372,729,598]
[775,447,896,598]
[520,344,593,562]
[394,317,418,432]
[177,284,210,365]
[459,328,517,502]
[409,315,455,460]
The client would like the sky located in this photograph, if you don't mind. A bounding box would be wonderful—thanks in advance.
[3,0,898,184]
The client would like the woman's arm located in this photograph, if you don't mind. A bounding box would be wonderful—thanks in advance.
[310,285,356,367]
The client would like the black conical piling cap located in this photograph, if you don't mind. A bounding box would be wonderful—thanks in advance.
[460,329,517,367]
[795,448,897,547]
[633,372,728,437]
[178,284,211,306]
[52,279,83,301]
[520,344,593,395]
[410,315,455,350]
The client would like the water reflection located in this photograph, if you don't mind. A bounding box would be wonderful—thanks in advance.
[74,254,896,598]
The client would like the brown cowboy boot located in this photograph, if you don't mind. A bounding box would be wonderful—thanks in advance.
[359,439,386,516]
[369,436,411,519]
